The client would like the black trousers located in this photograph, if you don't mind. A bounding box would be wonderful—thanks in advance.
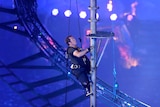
[71,68,90,90]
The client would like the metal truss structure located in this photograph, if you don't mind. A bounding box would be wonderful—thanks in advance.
[0,0,151,107]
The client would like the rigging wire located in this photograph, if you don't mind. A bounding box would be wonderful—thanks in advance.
[67,0,72,35]
[65,0,83,106]
[65,0,72,106]
[75,0,82,48]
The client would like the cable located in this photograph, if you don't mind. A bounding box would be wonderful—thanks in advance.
[64,0,72,106]
[67,0,72,36]
[65,1,83,106]
[76,0,82,48]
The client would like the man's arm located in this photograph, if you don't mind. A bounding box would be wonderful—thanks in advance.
[73,48,89,58]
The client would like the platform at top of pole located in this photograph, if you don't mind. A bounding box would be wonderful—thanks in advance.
[87,31,114,38]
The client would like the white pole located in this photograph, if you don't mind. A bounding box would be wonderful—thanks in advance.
[89,0,97,107]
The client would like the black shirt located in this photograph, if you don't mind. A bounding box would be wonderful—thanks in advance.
[67,47,90,69]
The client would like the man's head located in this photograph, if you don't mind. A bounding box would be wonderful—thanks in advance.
[65,35,77,46]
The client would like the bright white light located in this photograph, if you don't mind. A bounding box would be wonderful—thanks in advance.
[110,13,118,21]
[107,4,113,11]
[79,11,87,19]
[64,10,72,17]
[13,25,18,30]
[52,8,59,16]
[96,13,99,20]
[107,0,113,12]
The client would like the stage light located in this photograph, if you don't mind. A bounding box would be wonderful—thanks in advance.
[114,83,118,88]
[52,8,59,16]
[127,14,133,21]
[86,29,91,35]
[13,25,18,30]
[68,71,71,75]
[64,10,72,17]
[96,13,99,20]
[110,13,118,21]
[107,0,113,12]
[79,11,87,19]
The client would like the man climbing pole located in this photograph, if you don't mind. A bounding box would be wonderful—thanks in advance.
[65,35,93,96]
